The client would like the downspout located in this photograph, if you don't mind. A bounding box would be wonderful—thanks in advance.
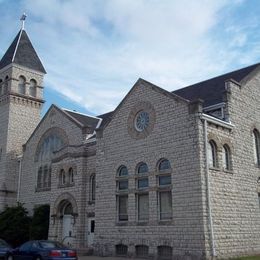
[202,117,217,258]
[17,155,23,202]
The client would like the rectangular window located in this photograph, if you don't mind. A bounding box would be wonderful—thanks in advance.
[118,180,128,190]
[118,195,128,221]
[138,193,149,221]
[258,193,260,208]
[159,191,172,220]
[159,175,171,186]
[138,178,148,189]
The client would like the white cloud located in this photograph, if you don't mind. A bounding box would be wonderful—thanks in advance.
[3,0,257,114]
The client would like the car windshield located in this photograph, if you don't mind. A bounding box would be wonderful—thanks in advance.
[39,241,65,249]
[0,239,9,248]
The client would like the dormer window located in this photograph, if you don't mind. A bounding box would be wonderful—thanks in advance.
[18,76,26,95]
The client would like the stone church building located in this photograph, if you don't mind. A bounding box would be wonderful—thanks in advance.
[0,26,260,260]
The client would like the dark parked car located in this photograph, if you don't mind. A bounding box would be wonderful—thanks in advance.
[6,240,77,260]
[0,239,12,259]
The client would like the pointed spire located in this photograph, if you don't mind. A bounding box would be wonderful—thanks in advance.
[0,14,46,74]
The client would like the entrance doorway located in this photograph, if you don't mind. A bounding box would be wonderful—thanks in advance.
[87,218,95,246]
[61,202,74,246]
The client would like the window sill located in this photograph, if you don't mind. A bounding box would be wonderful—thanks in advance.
[223,169,234,174]
[35,187,51,192]
[58,183,75,188]
[158,219,173,225]
[116,221,128,226]
[136,221,149,226]
[209,167,220,171]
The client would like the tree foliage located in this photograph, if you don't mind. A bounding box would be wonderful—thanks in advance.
[0,203,31,247]
[30,204,50,240]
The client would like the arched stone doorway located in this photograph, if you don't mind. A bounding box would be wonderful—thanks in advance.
[52,193,78,247]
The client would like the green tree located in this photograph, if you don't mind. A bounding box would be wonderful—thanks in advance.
[0,203,31,247]
[30,204,50,240]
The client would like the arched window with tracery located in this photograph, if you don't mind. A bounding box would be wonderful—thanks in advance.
[253,129,260,166]
[29,79,37,97]
[18,76,26,95]
[208,140,217,168]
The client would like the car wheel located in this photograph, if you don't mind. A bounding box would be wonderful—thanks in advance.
[7,255,13,260]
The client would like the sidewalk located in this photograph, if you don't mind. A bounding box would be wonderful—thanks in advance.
[79,256,143,260]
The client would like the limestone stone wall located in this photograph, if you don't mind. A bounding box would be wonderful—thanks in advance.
[94,82,205,259]
[204,75,260,258]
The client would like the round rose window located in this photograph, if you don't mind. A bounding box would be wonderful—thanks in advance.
[135,111,150,132]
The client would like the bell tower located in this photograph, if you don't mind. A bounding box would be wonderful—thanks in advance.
[0,16,46,210]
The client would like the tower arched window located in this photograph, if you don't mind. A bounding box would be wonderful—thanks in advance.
[4,76,8,93]
[222,144,231,171]
[29,79,37,97]
[18,76,26,95]
[253,129,260,166]
[208,140,217,168]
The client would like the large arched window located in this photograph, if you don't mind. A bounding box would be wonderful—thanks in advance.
[29,79,37,97]
[253,129,260,166]
[18,76,26,95]
[37,167,43,188]
[208,140,217,168]
[157,158,172,220]
[117,165,129,221]
[36,134,65,162]
[222,144,231,171]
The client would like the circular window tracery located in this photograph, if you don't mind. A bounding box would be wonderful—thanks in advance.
[135,111,150,132]
[127,101,156,139]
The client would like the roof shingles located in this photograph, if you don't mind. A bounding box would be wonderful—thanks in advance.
[0,30,46,73]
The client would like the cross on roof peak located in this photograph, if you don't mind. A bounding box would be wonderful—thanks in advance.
[20,13,27,30]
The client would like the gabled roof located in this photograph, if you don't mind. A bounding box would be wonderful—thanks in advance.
[63,109,100,130]
[173,63,260,107]
[0,29,46,74]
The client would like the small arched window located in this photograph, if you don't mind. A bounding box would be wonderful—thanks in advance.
[158,159,171,171]
[90,174,96,201]
[69,168,74,184]
[29,79,37,97]
[222,144,231,171]
[137,163,148,174]
[208,140,217,168]
[59,169,66,185]
[18,76,26,95]
[253,129,260,166]
[118,165,128,177]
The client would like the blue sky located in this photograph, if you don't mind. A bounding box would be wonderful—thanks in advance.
[0,0,260,116]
